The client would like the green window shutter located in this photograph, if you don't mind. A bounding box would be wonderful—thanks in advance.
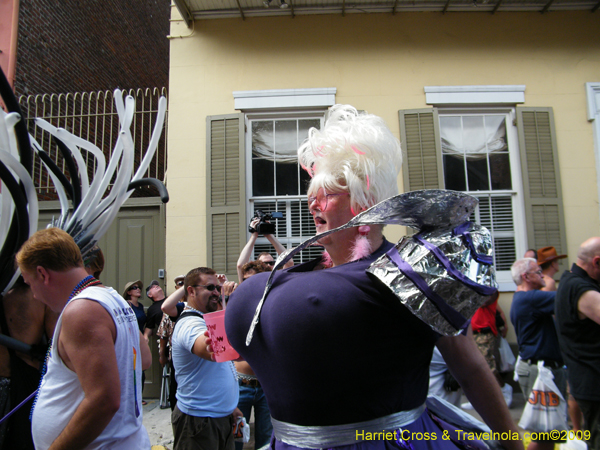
[206,114,245,278]
[398,108,443,192]
[517,107,568,270]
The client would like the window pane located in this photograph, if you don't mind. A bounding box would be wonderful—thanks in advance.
[476,196,492,229]
[252,158,274,196]
[252,121,274,196]
[252,121,273,156]
[275,162,298,196]
[494,237,516,271]
[473,194,516,271]
[466,156,490,191]
[299,119,320,143]
[443,154,466,191]
[300,168,311,195]
[484,116,507,152]
[462,116,486,154]
[490,196,514,231]
[274,200,287,236]
[440,116,463,153]
[489,153,512,190]
[275,120,298,160]
[301,201,316,237]
[297,120,320,195]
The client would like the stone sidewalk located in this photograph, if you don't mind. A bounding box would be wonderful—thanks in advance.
[142,400,173,450]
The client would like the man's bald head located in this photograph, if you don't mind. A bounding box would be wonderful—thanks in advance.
[577,237,600,263]
[577,237,600,282]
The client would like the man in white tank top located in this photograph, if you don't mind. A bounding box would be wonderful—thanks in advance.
[16,228,152,450]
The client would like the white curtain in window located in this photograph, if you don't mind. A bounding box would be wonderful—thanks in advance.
[441,116,507,160]
[252,128,298,163]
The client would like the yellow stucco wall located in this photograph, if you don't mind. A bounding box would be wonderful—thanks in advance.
[166,8,600,297]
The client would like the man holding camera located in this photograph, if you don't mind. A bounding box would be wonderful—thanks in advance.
[236,211,293,282]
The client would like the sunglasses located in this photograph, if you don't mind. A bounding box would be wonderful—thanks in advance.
[308,187,349,212]
[128,285,141,292]
[176,281,184,287]
[264,260,275,266]
[191,284,222,293]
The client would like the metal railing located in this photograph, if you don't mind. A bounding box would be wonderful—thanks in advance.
[18,87,168,198]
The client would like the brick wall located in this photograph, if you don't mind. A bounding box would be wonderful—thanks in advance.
[14,0,170,97]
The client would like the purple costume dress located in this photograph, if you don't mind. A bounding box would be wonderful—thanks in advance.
[226,240,482,450]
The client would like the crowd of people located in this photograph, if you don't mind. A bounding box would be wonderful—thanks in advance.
[430,242,600,450]
[1,105,600,450]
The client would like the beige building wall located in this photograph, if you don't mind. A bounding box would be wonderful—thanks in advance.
[166,8,600,287]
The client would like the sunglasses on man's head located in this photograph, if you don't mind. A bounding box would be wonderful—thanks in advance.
[191,284,222,293]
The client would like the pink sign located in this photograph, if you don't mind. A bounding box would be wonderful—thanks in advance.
[204,310,239,362]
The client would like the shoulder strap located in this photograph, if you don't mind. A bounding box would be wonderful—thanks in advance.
[178,310,203,320]
[173,310,204,333]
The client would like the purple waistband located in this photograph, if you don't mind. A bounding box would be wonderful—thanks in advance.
[386,249,468,331]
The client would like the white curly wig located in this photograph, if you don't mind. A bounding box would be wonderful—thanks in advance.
[298,105,403,215]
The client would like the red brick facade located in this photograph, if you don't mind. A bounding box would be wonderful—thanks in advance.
[14,0,170,97]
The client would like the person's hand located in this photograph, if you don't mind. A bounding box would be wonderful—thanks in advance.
[222,281,238,296]
[233,407,243,422]
[249,218,261,235]
[204,330,217,361]
[232,407,245,438]
[217,274,228,284]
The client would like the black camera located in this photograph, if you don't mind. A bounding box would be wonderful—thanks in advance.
[249,210,283,235]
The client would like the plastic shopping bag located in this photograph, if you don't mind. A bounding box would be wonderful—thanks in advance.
[498,337,516,373]
[233,416,250,443]
[518,362,568,433]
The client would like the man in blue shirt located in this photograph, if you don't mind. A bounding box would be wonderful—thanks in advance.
[171,267,241,450]
[510,257,566,450]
